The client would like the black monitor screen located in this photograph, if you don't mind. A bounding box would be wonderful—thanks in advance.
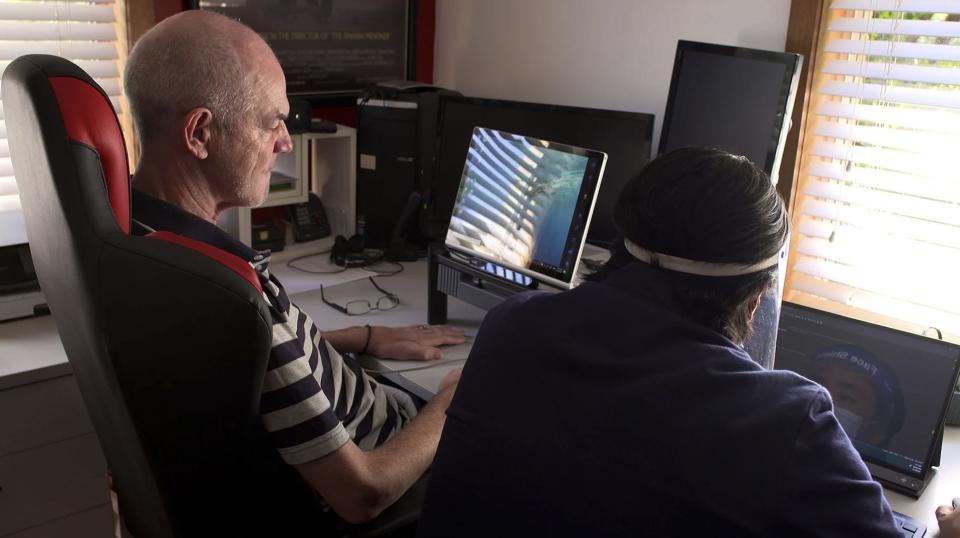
[428,97,654,248]
[775,302,960,478]
[659,40,801,175]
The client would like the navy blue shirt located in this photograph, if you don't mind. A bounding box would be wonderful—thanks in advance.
[418,262,901,537]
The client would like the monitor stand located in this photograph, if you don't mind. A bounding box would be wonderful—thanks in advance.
[427,244,553,324]
[427,243,614,323]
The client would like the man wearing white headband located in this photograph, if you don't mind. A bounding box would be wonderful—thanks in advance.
[418,147,904,537]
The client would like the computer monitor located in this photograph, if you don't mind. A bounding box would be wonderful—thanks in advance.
[444,127,607,289]
[659,40,802,181]
[775,302,960,496]
[428,96,654,247]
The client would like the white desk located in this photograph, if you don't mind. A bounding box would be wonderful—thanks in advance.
[0,315,111,536]
[274,258,483,401]
[2,258,958,535]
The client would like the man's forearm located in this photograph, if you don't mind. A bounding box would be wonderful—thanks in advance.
[362,387,454,510]
[322,325,368,354]
[294,383,458,524]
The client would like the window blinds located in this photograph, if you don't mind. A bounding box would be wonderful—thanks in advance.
[0,0,127,246]
[788,0,960,341]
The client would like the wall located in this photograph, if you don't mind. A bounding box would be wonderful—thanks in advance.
[434,0,792,150]
[145,0,436,127]
[154,0,187,22]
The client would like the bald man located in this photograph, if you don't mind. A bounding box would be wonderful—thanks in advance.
[124,11,463,526]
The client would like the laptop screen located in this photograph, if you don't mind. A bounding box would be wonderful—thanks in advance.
[775,302,960,479]
[444,127,607,289]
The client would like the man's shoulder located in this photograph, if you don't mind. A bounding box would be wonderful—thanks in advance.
[479,290,547,325]
[751,366,827,408]
[698,354,827,413]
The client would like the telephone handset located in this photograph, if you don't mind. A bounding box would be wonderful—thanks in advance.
[286,193,331,242]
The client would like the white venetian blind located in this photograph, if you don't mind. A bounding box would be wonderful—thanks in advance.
[787,0,960,342]
[0,0,130,246]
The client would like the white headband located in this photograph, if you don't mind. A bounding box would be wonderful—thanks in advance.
[623,239,784,277]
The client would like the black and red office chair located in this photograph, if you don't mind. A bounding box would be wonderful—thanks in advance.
[2,55,340,536]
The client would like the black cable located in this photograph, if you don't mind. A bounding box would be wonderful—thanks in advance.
[287,249,405,276]
[286,249,347,274]
[363,260,404,276]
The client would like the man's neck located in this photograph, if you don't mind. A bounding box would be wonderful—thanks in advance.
[132,151,221,224]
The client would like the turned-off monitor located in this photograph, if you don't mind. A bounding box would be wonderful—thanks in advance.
[659,40,802,180]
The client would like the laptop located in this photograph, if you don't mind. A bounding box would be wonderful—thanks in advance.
[775,303,960,536]
[775,302,960,497]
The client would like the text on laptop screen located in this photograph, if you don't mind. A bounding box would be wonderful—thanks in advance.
[776,302,960,478]
[444,127,606,288]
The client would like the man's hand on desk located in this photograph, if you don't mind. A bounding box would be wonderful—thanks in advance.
[368,324,467,361]
[937,498,960,538]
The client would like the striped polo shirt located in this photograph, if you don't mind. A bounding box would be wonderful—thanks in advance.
[132,189,413,465]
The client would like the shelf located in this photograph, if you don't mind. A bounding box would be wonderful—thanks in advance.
[218,125,356,248]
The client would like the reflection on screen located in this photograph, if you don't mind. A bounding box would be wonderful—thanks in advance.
[776,303,960,476]
[446,127,589,273]
[0,176,27,247]
[434,98,653,247]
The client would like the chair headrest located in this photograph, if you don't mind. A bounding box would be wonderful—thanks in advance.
[6,55,131,235]
[50,75,130,234]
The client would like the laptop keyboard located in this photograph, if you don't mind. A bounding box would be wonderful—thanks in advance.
[893,510,926,538]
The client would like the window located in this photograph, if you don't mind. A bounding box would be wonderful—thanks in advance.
[0,0,132,246]
[786,0,960,343]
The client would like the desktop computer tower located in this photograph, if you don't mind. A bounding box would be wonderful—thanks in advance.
[355,83,460,249]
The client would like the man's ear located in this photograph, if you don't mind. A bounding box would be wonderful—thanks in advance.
[181,107,214,159]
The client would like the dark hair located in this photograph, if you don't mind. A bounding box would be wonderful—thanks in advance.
[590,147,789,344]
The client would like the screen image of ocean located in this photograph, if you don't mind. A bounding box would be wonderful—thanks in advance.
[446,127,588,270]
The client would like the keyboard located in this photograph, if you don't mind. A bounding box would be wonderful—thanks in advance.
[893,510,926,538]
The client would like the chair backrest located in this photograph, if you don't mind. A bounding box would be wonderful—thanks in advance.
[3,55,328,537]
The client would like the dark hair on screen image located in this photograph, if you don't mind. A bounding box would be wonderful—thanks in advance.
[590,147,789,344]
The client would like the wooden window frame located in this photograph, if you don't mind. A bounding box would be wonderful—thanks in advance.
[778,0,829,214]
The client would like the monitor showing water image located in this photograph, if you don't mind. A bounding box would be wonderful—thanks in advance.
[444,127,607,288]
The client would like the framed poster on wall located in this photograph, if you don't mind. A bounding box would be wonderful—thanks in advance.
[195,0,413,96]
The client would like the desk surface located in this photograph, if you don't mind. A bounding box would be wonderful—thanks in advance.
[276,258,483,402]
[0,314,70,390]
[2,258,956,532]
